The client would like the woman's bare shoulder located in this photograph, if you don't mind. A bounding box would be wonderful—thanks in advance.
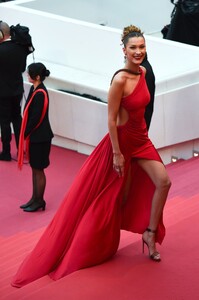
[112,71,128,86]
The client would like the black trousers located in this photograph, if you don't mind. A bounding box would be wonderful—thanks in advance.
[0,94,23,154]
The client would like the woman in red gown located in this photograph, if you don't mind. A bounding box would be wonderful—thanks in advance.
[11,25,171,288]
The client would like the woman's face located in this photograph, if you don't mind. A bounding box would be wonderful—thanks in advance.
[27,71,40,84]
[27,72,34,84]
[123,36,146,65]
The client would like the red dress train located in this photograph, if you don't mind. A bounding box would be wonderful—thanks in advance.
[12,70,165,288]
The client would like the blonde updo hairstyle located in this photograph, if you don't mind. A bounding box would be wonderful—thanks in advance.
[121,25,144,47]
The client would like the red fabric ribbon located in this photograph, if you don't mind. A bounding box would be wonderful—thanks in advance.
[18,89,48,169]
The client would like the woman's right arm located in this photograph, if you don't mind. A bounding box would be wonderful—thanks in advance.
[108,75,125,177]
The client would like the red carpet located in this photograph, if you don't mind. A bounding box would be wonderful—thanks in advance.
[0,142,199,299]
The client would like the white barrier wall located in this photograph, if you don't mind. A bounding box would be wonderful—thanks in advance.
[1,1,122,76]
[1,1,199,79]
[11,0,174,34]
[1,0,199,163]
[23,83,108,154]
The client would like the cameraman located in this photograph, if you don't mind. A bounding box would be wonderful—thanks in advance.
[0,21,28,161]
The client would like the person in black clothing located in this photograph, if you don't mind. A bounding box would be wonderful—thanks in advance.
[18,63,54,212]
[165,0,199,46]
[0,21,28,161]
[141,53,156,130]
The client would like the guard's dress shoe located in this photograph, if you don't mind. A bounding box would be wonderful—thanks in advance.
[20,198,34,209]
[23,200,46,212]
[0,152,11,161]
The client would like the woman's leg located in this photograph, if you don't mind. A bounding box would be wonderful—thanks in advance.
[32,168,46,201]
[137,159,171,259]
[20,168,46,209]
[22,168,46,212]
[19,169,35,208]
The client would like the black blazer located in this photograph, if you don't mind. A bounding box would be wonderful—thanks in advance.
[24,83,54,143]
[141,56,156,130]
[0,40,28,97]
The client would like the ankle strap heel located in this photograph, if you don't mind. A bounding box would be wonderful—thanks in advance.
[146,228,157,234]
[142,228,161,262]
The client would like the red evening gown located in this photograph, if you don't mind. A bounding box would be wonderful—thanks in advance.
[12,69,165,288]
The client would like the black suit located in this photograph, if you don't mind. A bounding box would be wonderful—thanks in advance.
[141,55,156,130]
[0,40,28,156]
[24,83,54,143]
[166,1,199,47]
[23,83,54,169]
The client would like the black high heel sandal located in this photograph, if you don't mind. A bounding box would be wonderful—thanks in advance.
[142,228,161,262]
[23,200,46,212]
